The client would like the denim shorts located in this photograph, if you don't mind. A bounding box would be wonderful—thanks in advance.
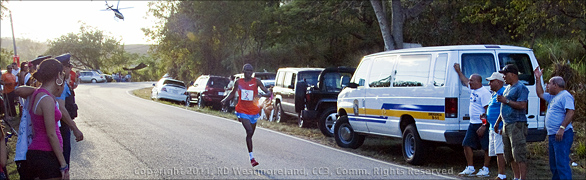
[462,123,489,150]
[502,122,528,163]
[236,113,260,124]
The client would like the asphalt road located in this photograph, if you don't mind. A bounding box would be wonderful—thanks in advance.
[68,82,455,179]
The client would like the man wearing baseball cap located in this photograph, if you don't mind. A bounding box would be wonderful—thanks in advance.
[486,72,507,180]
[495,64,529,180]
[54,53,83,165]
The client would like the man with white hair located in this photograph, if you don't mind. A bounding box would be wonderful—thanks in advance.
[534,68,574,180]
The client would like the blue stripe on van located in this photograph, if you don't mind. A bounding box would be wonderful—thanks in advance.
[381,104,444,112]
[348,115,387,124]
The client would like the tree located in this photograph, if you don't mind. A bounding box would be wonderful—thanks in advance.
[370,0,432,50]
[461,0,586,51]
[0,48,13,69]
[46,24,126,71]
[0,0,8,20]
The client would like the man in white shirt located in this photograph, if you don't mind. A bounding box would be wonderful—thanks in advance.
[454,63,492,177]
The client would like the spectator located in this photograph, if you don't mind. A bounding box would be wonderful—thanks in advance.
[1,65,18,118]
[18,62,29,86]
[125,72,132,82]
[534,68,574,180]
[11,62,20,85]
[26,58,69,179]
[495,64,529,180]
[55,53,83,165]
[486,72,507,180]
[454,63,492,177]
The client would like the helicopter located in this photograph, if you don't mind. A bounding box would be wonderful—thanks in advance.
[101,0,133,21]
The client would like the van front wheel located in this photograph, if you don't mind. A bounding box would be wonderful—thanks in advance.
[402,124,426,165]
[334,116,364,149]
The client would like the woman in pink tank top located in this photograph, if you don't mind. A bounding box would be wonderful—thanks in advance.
[25,59,69,179]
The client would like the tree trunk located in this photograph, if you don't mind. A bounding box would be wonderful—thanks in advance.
[370,0,394,51]
[391,0,404,49]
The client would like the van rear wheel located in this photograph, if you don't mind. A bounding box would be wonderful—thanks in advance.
[334,115,364,149]
[402,124,426,165]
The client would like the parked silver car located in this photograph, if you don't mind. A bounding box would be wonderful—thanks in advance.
[152,78,190,106]
[78,71,107,83]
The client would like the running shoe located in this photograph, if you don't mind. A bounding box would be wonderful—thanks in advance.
[476,167,490,177]
[251,158,259,167]
[458,167,476,176]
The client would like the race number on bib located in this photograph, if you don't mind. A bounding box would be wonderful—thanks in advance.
[241,89,254,101]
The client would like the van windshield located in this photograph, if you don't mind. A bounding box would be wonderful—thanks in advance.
[461,53,496,86]
[498,53,535,85]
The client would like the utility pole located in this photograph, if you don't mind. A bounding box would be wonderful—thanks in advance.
[9,10,19,65]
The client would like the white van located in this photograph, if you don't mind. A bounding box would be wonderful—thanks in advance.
[335,45,547,165]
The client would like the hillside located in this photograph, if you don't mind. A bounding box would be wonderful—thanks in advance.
[123,44,151,55]
[2,38,152,57]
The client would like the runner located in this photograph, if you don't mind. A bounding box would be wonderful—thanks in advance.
[221,64,271,167]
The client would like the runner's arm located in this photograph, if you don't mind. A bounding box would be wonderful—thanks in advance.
[221,82,238,104]
[257,79,272,97]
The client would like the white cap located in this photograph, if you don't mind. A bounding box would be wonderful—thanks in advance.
[486,72,505,82]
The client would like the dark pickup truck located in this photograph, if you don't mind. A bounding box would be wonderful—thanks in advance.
[301,67,355,137]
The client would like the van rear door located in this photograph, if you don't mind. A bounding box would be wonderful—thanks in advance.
[458,51,497,130]
[495,50,540,129]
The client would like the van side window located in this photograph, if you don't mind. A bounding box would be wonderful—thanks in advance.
[498,53,535,85]
[351,58,373,87]
[393,54,432,87]
[369,56,397,87]
[433,53,448,86]
[461,53,496,86]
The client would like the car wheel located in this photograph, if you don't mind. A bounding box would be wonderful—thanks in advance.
[184,97,191,107]
[318,107,337,137]
[334,115,364,149]
[297,112,308,128]
[91,79,97,83]
[197,96,205,108]
[402,124,426,165]
[273,101,282,123]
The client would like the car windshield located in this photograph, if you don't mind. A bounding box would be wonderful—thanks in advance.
[164,80,185,88]
[322,72,353,92]
[298,71,321,86]
[208,77,229,88]
[254,73,276,80]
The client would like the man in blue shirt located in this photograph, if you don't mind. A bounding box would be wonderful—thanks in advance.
[534,68,575,180]
[486,72,507,180]
[494,64,529,180]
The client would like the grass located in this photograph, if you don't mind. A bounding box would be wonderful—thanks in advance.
[4,116,21,180]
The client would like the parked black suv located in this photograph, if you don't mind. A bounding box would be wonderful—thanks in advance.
[301,67,355,136]
[187,75,230,110]
[272,68,324,123]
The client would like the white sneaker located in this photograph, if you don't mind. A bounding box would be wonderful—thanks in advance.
[458,167,476,176]
[476,167,490,177]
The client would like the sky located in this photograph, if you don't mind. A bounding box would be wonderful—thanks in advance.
[1,1,157,45]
